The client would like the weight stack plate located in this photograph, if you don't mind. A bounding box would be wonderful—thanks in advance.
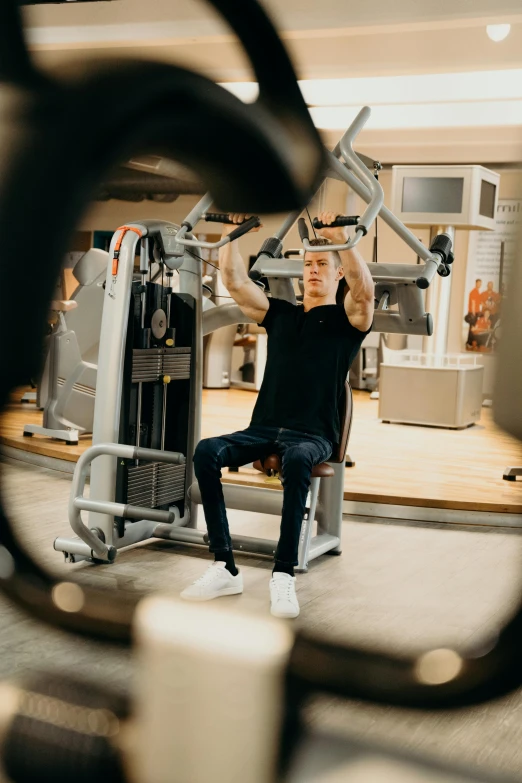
[131,347,191,383]
[125,462,186,508]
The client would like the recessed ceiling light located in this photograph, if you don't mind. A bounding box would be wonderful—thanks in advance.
[486,24,511,42]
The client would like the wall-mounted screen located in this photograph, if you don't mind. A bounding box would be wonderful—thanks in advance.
[402,177,464,214]
[479,180,497,219]
[392,165,499,229]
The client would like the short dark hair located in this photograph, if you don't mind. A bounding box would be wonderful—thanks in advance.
[307,237,342,267]
[309,237,332,248]
[476,278,482,284]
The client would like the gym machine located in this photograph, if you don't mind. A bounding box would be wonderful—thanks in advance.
[53,199,351,568]
[23,248,108,444]
[53,215,260,564]
[54,106,454,570]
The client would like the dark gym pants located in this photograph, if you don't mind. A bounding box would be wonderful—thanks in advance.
[193,425,332,566]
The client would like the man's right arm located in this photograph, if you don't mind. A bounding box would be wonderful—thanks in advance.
[219,215,269,324]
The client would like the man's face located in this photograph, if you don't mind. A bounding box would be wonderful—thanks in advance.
[487,282,494,292]
[303,251,344,298]
[476,280,482,290]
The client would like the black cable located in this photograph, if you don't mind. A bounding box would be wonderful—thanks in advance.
[185,247,219,272]
[306,206,318,240]
[373,167,379,263]
[182,247,242,301]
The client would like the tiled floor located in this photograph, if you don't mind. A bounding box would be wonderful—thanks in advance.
[1,459,522,781]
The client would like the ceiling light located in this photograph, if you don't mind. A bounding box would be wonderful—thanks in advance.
[220,70,522,130]
[308,100,522,130]
[221,69,522,108]
[486,24,511,42]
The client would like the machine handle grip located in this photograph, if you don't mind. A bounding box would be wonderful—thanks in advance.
[226,215,261,241]
[205,212,234,223]
[204,212,261,226]
[204,212,236,224]
[312,215,359,229]
[429,232,453,264]
[298,217,309,242]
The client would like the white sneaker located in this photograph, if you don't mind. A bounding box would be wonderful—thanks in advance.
[269,573,300,619]
[180,562,243,602]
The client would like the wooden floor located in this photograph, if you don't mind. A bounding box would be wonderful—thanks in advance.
[1,459,522,782]
[2,387,522,514]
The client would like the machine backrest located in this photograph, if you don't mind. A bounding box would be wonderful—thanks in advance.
[330,380,353,464]
[73,248,109,287]
[67,249,109,364]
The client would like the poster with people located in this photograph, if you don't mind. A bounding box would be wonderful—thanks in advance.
[463,198,521,353]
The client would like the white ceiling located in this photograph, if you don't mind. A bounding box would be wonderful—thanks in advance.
[20,0,522,164]
[23,0,522,42]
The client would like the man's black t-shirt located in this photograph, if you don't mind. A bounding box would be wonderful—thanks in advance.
[250,298,371,445]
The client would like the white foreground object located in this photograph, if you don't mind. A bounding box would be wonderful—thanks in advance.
[131,596,293,783]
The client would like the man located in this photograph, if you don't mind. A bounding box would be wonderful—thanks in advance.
[470,308,494,351]
[465,279,483,349]
[181,211,374,618]
[481,281,501,325]
[468,279,483,315]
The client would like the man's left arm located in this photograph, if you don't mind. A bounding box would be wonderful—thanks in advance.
[317,211,375,332]
[339,246,375,332]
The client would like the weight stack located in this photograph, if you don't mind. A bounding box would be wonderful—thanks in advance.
[116,283,195,525]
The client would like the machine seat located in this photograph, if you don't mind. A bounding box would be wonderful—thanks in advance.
[253,455,334,478]
[253,381,353,478]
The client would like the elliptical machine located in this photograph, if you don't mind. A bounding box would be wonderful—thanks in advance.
[23,248,108,445]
